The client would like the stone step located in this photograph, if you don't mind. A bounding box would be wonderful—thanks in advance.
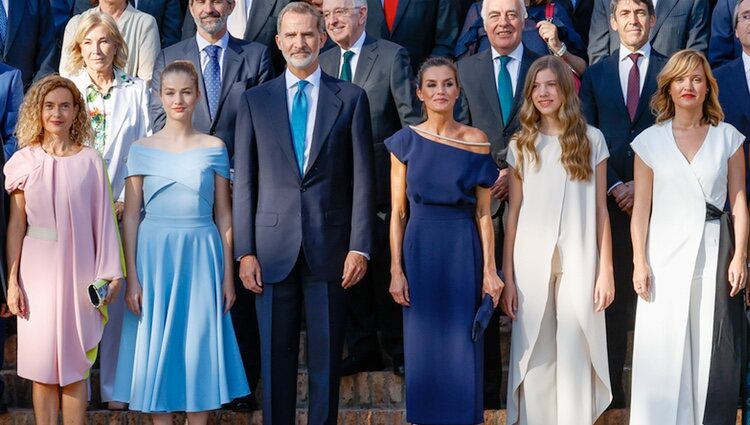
[0,408,742,424]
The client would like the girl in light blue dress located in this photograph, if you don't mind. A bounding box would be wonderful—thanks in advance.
[113,61,249,424]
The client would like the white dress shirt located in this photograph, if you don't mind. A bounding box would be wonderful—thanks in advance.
[196,31,230,82]
[491,43,524,96]
[227,0,253,37]
[618,42,651,104]
[1,0,8,18]
[337,31,367,80]
[285,67,321,172]
[742,51,750,91]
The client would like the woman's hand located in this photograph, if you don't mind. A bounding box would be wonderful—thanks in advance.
[728,256,746,297]
[6,282,27,319]
[594,271,615,312]
[114,201,125,222]
[223,277,236,313]
[500,276,517,320]
[125,277,143,315]
[483,270,504,308]
[536,20,561,52]
[632,261,652,301]
[102,278,122,306]
[389,270,410,307]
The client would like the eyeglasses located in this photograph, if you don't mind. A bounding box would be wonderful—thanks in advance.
[322,7,360,19]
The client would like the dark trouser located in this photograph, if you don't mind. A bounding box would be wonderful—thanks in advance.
[231,262,261,393]
[256,252,346,425]
[483,213,504,407]
[345,214,403,360]
[605,199,636,407]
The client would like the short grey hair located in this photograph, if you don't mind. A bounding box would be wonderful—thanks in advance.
[734,0,750,30]
[277,2,326,34]
[480,0,528,22]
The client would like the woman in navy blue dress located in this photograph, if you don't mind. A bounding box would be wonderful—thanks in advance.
[385,57,504,425]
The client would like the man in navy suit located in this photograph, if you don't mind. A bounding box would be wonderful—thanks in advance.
[456,0,539,407]
[2,0,57,88]
[233,3,374,424]
[715,0,750,192]
[150,0,271,411]
[579,0,667,407]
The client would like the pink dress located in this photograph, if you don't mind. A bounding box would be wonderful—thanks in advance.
[4,146,123,385]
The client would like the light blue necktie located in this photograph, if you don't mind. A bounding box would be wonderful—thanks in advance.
[0,2,8,57]
[497,55,513,127]
[291,80,309,176]
[204,45,221,120]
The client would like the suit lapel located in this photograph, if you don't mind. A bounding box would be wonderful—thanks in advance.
[650,0,678,42]
[474,49,504,131]
[184,40,213,127]
[632,52,662,123]
[214,38,243,124]
[5,0,23,54]
[306,74,342,176]
[390,0,412,34]
[506,49,534,129]
[267,76,301,178]
[319,47,341,78]
[731,59,750,124]
[246,0,275,40]
[353,37,378,86]
[600,51,631,122]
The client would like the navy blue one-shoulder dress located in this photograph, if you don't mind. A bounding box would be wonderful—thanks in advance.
[385,128,499,425]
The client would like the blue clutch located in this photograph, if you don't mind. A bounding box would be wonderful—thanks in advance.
[472,294,496,342]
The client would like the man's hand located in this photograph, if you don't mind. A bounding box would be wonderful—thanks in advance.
[239,255,263,293]
[490,169,509,202]
[342,252,367,288]
[610,181,634,215]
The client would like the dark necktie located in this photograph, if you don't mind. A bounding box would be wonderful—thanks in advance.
[497,55,513,127]
[0,2,8,57]
[291,80,309,176]
[340,50,354,82]
[204,45,221,120]
[626,53,642,121]
[384,0,398,32]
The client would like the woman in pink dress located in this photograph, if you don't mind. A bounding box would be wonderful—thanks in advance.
[4,75,124,425]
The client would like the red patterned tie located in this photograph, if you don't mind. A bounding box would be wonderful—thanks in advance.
[384,0,398,32]
[626,53,642,121]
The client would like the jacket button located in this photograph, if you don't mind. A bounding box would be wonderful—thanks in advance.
[300,186,307,192]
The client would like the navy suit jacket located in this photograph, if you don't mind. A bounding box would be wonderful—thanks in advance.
[233,71,375,283]
[74,0,183,48]
[0,64,22,159]
[715,58,750,192]
[580,49,668,188]
[588,0,708,64]
[365,0,459,72]
[319,35,420,208]
[4,0,57,88]
[708,0,742,68]
[150,35,272,158]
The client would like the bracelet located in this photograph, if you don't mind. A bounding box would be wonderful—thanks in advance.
[552,42,567,57]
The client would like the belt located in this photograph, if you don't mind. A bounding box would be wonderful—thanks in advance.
[705,202,725,221]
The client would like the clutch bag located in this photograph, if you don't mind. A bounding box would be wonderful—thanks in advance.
[87,279,110,308]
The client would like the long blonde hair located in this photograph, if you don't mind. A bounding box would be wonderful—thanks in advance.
[16,75,93,148]
[513,56,591,181]
[650,49,723,125]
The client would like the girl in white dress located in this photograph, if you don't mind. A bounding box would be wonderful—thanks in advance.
[630,49,748,425]
[502,55,614,425]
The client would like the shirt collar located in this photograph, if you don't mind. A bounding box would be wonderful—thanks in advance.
[491,43,524,63]
[196,31,230,53]
[74,68,132,93]
[285,66,322,91]
[742,51,750,75]
[619,42,651,63]
[341,31,367,57]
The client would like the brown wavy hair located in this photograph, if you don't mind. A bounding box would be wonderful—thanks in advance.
[16,75,93,148]
[512,55,591,181]
[650,49,723,125]
[65,12,128,75]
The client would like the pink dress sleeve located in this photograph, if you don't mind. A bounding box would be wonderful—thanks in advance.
[91,153,125,282]
[4,148,36,192]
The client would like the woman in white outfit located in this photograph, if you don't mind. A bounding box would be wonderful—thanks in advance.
[630,49,748,425]
[502,55,614,425]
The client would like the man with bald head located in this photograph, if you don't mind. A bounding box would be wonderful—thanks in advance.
[456,0,539,408]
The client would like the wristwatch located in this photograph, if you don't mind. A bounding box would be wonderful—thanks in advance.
[552,42,567,57]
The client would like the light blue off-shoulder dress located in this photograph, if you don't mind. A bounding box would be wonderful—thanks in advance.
[113,144,249,412]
